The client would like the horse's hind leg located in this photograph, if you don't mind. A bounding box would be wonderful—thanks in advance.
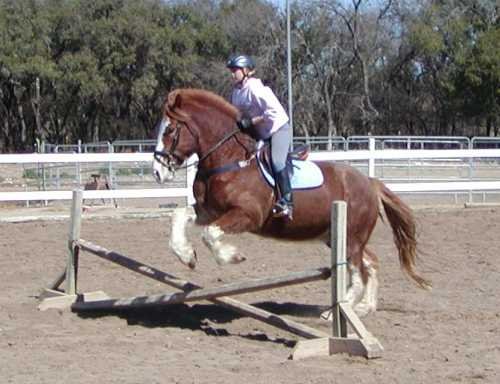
[345,244,366,311]
[202,208,257,265]
[322,240,381,320]
[321,241,366,320]
[169,206,197,268]
[353,247,379,317]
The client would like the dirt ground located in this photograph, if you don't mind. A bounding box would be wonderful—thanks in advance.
[0,205,499,384]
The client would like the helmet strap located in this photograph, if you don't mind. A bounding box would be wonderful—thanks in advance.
[232,68,254,87]
[241,68,255,83]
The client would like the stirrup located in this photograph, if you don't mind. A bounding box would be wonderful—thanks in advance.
[272,201,293,219]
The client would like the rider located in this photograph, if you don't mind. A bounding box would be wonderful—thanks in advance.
[226,54,293,220]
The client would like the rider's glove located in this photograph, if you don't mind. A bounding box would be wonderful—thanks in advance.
[237,118,254,132]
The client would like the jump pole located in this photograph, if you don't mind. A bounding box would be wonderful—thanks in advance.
[40,190,329,341]
[39,192,382,359]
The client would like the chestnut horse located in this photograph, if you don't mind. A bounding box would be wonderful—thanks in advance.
[153,88,431,317]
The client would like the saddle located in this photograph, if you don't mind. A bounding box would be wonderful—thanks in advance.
[256,142,324,190]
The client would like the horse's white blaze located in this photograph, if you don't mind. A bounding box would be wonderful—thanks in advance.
[169,207,196,266]
[153,117,175,183]
[202,225,240,265]
[353,259,379,317]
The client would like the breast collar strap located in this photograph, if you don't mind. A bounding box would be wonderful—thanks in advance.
[197,154,255,180]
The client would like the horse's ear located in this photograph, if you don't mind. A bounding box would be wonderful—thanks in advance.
[167,90,182,110]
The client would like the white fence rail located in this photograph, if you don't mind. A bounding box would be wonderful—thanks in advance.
[0,188,191,202]
[0,153,153,164]
[1,147,500,203]
[3,147,497,164]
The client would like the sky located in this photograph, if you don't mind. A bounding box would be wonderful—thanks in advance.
[267,0,288,11]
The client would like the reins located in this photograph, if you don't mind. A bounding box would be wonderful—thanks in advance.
[197,127,241,165]
[155,125,248,173]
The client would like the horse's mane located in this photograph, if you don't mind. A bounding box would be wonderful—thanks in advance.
[167,88,239,119]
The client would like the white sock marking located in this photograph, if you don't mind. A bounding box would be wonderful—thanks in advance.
[169,207,196,266]
[202,225,239,265]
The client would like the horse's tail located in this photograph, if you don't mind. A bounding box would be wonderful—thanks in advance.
[372,178,432,290]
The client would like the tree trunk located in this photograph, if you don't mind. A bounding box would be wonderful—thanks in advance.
[323,80,337,150]
[1,118,9,151]
[31,77,44,143]
[17,104,27,149]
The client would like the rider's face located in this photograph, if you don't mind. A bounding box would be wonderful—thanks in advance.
[230,67,246,84]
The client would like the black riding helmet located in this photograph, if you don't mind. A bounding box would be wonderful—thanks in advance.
[226,55,255,70]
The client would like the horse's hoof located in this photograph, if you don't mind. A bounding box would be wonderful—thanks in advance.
[187,250,197,269]
[353,303,374,318]
[170,243,197,269]
[230,253,246,264]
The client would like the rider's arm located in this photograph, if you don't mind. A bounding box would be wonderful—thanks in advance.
[249,81,289,133]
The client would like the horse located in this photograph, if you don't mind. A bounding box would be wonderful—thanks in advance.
[152,88,431,317]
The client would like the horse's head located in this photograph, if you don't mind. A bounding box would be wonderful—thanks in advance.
[153,90,200,183]
[153,89,241,183]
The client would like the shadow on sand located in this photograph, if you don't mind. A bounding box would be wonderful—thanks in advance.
[74,301,330,347]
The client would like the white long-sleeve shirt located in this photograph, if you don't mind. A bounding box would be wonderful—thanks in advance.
[231,77,289,139]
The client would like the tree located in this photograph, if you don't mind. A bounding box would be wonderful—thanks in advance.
[0,0,498,151]
[408,0,499,136]
[0,0,58,149]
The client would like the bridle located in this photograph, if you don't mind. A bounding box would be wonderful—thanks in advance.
[153,116,242,172]
[153,119,185,169]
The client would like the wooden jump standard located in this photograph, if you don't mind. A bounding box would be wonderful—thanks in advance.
[39,190,383,360]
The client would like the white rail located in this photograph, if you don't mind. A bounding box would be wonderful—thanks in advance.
[308,148,500,161]
[0,188,189,202]
[388,181,500,193]
[0,152,152,164]
[1,148,500,164]
[1,148,500,202]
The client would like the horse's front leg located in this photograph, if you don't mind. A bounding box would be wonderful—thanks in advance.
[169,206,197,268]
[202,208,258,265]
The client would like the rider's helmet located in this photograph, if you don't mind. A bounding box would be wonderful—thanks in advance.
[226,55,256,70]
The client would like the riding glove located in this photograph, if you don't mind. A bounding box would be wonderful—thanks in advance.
[237,118,254,132]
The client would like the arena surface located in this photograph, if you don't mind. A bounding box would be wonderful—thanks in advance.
[0,205,499,383]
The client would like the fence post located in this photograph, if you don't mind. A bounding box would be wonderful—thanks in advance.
[368,137,375,177]
[76,140,82,188]
[55,146,61,189]
[331,200,347,338]
[66,189,82,295]
[41,139,48,206]
[186,154,198,206]
[107,141,114,188]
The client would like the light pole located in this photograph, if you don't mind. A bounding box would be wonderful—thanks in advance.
[286,0,294,149]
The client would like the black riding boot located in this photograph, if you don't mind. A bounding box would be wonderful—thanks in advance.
[273,169,293,219]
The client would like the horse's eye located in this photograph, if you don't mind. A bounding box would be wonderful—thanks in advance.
[163,125,173,137]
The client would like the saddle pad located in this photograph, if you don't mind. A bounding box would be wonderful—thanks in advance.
[259,159,324,190]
